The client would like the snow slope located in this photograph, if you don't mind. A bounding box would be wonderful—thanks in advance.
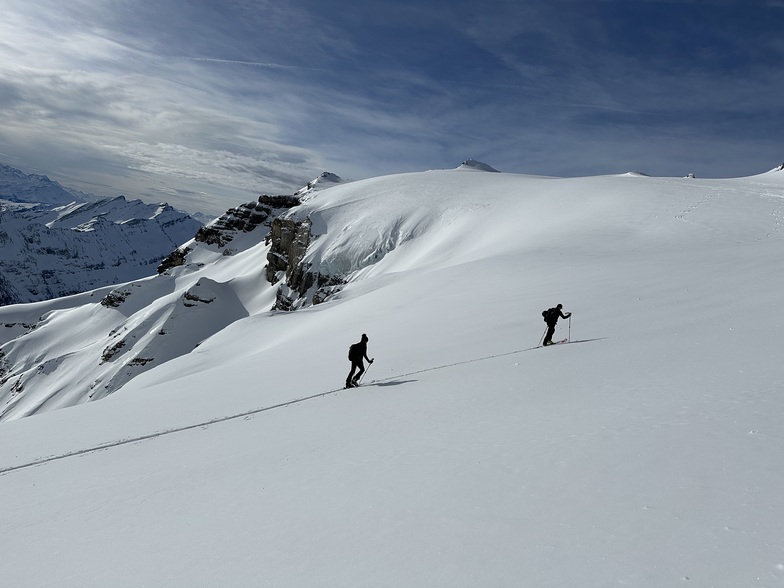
[2,165,784,586]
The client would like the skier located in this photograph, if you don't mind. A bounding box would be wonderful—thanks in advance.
[542,304,571,346]
[346,333,373,388]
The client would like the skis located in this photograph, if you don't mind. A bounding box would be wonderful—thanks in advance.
[542,338,568,347]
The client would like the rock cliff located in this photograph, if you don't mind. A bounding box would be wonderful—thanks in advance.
[265,215,344,311]
[159,173,347,311]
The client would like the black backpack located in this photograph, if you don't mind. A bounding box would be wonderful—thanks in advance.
[348,343,361,361]
[542,308,555,323]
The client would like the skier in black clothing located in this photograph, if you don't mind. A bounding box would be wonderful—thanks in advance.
[542,304,571,346]
[346,333,373,388]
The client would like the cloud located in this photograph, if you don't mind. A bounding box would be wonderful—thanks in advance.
[0,0,335,213]
[182,57,336,72]
[1,0,783,214]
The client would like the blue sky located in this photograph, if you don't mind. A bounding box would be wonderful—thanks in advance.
[1,0,782,214]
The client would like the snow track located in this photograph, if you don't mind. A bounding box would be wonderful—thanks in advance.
[0,339,606,475]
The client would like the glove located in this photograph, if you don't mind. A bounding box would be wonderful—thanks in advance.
[369,358,374,364]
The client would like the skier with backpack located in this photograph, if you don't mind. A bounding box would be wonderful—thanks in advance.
[346,333,374,388]
[541,304,571,346]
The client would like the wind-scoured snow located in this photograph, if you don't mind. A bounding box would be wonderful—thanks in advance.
[2,165,784,586]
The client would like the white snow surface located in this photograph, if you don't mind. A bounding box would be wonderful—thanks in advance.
[2,166,784,586]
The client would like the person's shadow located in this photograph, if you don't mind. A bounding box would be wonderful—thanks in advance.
[372,379,417,387]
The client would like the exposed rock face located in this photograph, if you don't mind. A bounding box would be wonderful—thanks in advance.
[157,174,348,310]
[265,215,345,311]
[157,194,300,274]
[100,288,132,308]
[157,247,192,274]
[201,194,301,240]
[265,217,314,311]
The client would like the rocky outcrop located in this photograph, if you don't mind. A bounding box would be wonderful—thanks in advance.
[265,217,310,282]
[265,216,312,311]
[157,194,301,274]
[157,174,348,310]
[198,194,300,241]
[265,216,345,311]
[100,288,132,308]
[157,247,192,274]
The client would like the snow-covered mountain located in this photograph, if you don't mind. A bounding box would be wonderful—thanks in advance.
[457,158,500,172]
[2,162,784,586]
[0,161,207,305]
[0,195,203,305]
[0,162,97,206]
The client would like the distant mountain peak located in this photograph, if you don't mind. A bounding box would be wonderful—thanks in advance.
[457,159,500,173]
[0,162,89,206]
[295,172,344,199]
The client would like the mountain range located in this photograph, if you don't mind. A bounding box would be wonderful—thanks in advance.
[0,163,203,305]
[2,161,784,586]
[0,162,98,205]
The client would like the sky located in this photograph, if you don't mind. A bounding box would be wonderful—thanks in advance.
[1,0,782,215]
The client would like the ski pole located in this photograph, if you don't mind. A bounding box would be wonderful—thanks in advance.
[359,359,374,384]
[568,315,572,342]
[538,326,547,347]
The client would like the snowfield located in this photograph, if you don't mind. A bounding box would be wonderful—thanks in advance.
[2,164,784,586]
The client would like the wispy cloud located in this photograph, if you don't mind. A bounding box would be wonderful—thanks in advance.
[1,0,782,214]
[0,0,334,213]
[182,57,336,72]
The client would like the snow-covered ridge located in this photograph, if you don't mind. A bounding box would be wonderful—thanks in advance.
[43,196,190,228]
[456,159,500,172]
[295,171,344,200]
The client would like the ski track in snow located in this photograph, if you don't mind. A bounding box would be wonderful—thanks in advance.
[0,338,606,475]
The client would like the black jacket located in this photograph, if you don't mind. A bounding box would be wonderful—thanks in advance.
[544,307,569,327]
[349,341,369,362]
